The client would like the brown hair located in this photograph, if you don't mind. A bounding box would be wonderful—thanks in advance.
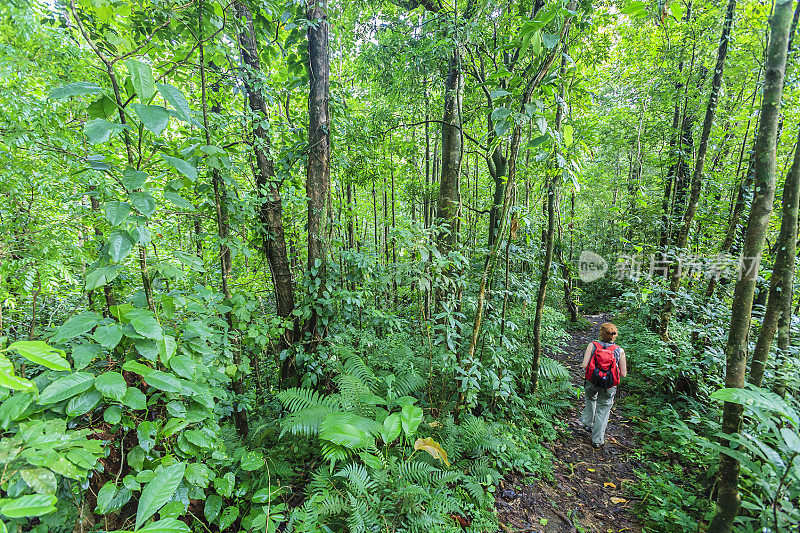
[599,322,618,343]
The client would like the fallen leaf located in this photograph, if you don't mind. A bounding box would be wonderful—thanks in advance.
[587,468,596,472]
[604,482,617,489]
[610,497,627,504]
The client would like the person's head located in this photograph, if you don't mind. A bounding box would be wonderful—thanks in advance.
[599,322,618,343]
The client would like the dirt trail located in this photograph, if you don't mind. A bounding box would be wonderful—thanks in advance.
[496,314,644,533]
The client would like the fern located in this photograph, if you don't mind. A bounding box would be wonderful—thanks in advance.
[347,493,380,533]
[539,356,570,382]
[335,462,375,496]
[342,351,378,391]
[398,460,437,484]
[280,404,336,437]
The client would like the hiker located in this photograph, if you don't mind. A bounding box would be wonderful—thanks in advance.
[580,322,627,449]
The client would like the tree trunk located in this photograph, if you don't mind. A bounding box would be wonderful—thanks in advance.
[305,0,332,344]
[748,129,800,388]
[660,0,736,339]
[532,41,569,392]
[436,50,463,254]
[236,2,297,386]
[708,2,793,530]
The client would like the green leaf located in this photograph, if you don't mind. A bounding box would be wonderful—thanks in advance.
[0,393,34,429]
[104,201,132,226]
[135,462,186,530]
[123,387,147,410]
[219,506,239,530]
[137,517,190,533]
[563,124,574,147]
[240,451,264,471]
[490,107,512,123]
[38,372,95,405]
[489,89,511,100]
[93,324,123,349]
[126,59,156,101]
[163,191,193,210]
[168,355,194,379]
[108,231,135,262]
[84,118,128,144]
[49,82,101,100]
[72,343,101,370]
[0,494,57,518]
[145,371,181,393]
[85,266,120,290]
[130,315,163,340]
[20,468,57,495]
[51,312,102,343]
[66,388,102,417]
[173,251,205,272]
[123,168,149,190]
[162,155,197,181]
[156,83,194,124]
[158,336,177,364]
[129,191,156,217]
[95,372,127,402]
[104,405,123,424]
[204,494,222,522]
[400,404,423,437]
[711,387,799,425]
[381,412,401,444]
[7,341,70,371]
[132,104,170,136]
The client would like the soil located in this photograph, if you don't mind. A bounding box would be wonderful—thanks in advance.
[496,314,645,533]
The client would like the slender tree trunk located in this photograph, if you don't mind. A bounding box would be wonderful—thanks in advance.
[305,0,332,345]
[660,0,736,339]
[748,130,800,387]
[709,3,793,530]
[236,2,297,387]
[436,50,463,254]
[532,41,569,391]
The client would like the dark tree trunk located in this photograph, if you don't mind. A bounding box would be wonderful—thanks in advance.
[305,0,332,344]
[436,51,463,254]
[236,2,297,386]
[661,0,736,339]
[709,2,793,530]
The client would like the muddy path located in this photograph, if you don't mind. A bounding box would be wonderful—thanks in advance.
[496,314,645,533]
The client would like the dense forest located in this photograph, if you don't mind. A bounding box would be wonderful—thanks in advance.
[0,0,799,531]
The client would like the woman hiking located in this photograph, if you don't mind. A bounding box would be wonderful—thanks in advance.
[580,322,627,449]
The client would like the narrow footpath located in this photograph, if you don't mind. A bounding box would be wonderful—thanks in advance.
[497,314,644,533]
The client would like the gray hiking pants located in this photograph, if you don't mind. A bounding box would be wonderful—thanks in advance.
[581,381,616,445]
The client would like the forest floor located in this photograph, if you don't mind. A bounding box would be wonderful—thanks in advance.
[496,314,644,533]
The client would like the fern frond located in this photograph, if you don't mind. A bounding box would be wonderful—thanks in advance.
[335,462,375,496]
[343,352,378,391]
[397,460,437,484]
[539,356,569,382]
[347,493,379,533]
[280,404,335,437]
[277,387,339,412]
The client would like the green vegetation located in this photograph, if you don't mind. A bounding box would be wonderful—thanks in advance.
[0,0,798,532]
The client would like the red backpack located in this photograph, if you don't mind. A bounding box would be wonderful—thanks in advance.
[585,341,620,388]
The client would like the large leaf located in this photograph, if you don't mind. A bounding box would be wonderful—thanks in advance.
[144,371,181,393]
[95,372,127,402]
[93,324,123,349]
[156,83,194,124]
[414,437,450,467]
[129,192,156,217]
[85,266,120,290]
[132,104,170,136]
[0,494,57,518]
[7,341,70,371]
[105,201,132,226]
[108,231,135,262]
[137,518,190,533]
[135,462,186,530]
[400,403,423,437]
[51,312,102,343]
[84,119,128,145]
[123,387,147,410]
[123,168,149,191]
[711,387,799,426]
[162,155,197,181]
[38,372,95,405]
[320,412,373,449]
[381,413,401,444]
[66,388,102,417]
[126,59,156,101]
[49,82,101,100]
[130,315,163,340]
[72,343,101,370]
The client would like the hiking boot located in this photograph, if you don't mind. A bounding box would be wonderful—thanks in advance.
[590,441,604,450]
